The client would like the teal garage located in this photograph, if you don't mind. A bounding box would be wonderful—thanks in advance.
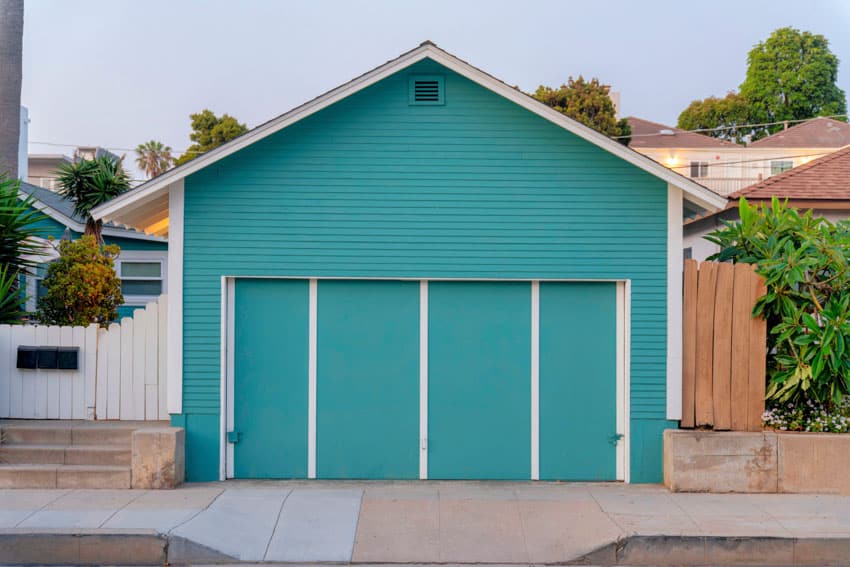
[92,42,727,483]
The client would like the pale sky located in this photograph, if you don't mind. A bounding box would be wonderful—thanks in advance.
[21,0,850,179]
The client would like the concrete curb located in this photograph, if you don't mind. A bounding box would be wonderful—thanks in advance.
[2,531,850,566]
[576,535,850,566]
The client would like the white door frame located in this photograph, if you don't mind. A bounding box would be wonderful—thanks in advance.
[220,276,631,482]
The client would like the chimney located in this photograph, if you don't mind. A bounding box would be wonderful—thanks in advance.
[609,92,621,119]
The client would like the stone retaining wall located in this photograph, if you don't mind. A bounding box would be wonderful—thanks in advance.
[664,429,850,494]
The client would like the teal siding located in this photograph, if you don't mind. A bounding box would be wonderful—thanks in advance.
[317,280,419,479]
[234,279,309,478]
[181,58,669,481]
[539,282,617,481]
[428,282,531,479]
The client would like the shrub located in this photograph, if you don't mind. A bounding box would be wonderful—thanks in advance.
[37,236,123,326]
[707,197,850,407]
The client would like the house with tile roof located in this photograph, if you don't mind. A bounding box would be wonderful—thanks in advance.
[684,144,850,261]
[18,181,168,318]
[626,116,850,197]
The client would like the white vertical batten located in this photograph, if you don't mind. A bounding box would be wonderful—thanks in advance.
[616,281,625,481]
[308,278,318,479]
[219,277,227,481]
[225,278,235,479]
[167,180,184,415]
[419,280,429,479]
[624,280,632,483]
[667,184,684,420]
[530,281,540,481]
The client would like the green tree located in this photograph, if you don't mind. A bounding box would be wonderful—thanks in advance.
[533,76,631,143]
[37,236,123,326]
[0,173,48,323]
[678,27,847,141]
[707,198,850,407]
[677,92,752,144]
[55,155,130,244]
[741,27,846,138]
[135,140,174,179]
[174,109,248,166]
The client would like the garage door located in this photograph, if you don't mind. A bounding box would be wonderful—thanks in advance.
[230,279,619,480]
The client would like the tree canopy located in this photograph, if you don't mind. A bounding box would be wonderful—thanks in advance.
[174,110,249,166]
[533,76,631,143]
[55,155,130,243]
[678,27,847,142]
[135,140,174,178]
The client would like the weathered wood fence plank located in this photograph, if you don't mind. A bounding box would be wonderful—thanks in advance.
[695,262,718,426]
[681,259,698,428]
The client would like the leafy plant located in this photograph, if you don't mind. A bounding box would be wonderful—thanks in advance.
[135,140,174,179]
[0,265,25,324]
[55,155,130,243]
[37,236,123,326]
[533,76,631,143]
[0,174,48,274]
[707,197,850,407]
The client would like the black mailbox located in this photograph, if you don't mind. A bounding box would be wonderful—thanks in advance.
[37,347,58,369]
[16,346,38,369]
[57,347,79,370]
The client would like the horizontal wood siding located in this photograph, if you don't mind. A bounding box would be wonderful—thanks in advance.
[181,59,668,479]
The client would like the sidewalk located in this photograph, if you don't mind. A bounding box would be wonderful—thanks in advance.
[2,481,850,565]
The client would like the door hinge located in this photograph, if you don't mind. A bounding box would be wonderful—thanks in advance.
[227,430,241,444]
[420,437,428,450]
[609,433,624,446]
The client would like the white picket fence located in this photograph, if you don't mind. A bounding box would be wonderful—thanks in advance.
[0,295,168,421]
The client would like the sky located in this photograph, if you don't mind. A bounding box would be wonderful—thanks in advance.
[20,0,850,180]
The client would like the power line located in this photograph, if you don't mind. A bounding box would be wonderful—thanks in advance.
[616,114,849,139]
[28,140,207,155]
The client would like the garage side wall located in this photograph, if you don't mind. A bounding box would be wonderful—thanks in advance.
[176,58,673,482]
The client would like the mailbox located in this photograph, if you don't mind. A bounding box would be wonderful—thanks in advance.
[57,347,79,370]
[16,346,38,369]
[37,347,58,369]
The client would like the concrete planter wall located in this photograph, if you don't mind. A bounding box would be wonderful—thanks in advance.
[664,429,850,494]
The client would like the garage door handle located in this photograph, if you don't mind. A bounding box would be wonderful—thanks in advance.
[609,433,624,446]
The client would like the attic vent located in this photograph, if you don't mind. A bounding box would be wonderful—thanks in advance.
[409,75,444,105]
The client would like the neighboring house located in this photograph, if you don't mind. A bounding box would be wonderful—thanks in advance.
[627,116,850,197]
[28,147,120,191]
[18,181,168,318]
[684,144,850,261]
[93,42,726,484]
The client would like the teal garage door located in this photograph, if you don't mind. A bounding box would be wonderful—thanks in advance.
[233,279,310,478]
[428,281,531,480]
[317,280,420,479]
[539,282,617,481]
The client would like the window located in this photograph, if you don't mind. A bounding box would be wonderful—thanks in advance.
[771,160,793,175]
[119,261,162,297]
[689,161,709,178]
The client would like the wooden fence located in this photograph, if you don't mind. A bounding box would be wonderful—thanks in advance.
[682,260,767,431]
[0,295,167,421]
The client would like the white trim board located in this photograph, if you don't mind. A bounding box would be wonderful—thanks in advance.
[220,276,631,482]
[666,184,684,421]
[92,42,725,227]
[166,181,184,415]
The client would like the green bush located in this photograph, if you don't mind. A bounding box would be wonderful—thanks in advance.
[37,236,123,326]
[707,197,850,407]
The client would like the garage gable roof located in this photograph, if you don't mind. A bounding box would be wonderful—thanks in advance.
[93,41,726,228]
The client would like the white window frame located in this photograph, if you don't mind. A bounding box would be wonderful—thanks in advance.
[115,250,168,307]
[689,161,709,179]
[770,160,793,176]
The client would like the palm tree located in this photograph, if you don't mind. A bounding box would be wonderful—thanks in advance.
[135,140,174,179]
[0,0,24,177]
[55,155,130,243]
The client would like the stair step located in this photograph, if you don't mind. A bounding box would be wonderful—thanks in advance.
[0,464,131,489]
[0,444,131,466]
[1,424,134,446]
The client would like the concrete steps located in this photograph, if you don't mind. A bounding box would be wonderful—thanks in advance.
[0,422,134,488]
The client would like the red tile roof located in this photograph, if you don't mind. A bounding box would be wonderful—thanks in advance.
[748,117,850,148]
[730,144,850,201]
[626,116,739,149]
